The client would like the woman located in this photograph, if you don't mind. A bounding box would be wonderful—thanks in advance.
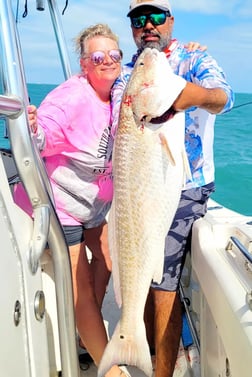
[15,23,127,377]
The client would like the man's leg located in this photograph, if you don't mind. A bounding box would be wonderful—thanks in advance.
[152,289,182,377]
[148,184,215,377]
[144,289,155,353]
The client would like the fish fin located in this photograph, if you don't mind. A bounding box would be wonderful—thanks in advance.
[152,243,165,284]
[97,321,153,377]
[182,146,192,183]
[159,132,176,165]
[108,201,122,307]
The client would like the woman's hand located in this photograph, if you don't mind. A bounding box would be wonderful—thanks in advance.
[27,105,38,134]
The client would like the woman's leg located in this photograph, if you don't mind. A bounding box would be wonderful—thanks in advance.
[71,223,127,377]
[69,240,108,365]
[85,220,111,308]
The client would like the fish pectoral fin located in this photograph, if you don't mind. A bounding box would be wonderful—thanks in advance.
[159,132,175,165]
[152,243,165,284]
[182,147,192,183]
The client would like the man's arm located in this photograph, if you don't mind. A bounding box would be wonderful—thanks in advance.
[172,49,234,115]
[173,83,228,114]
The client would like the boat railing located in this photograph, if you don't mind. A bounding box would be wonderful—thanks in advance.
[227,236,252,266]
[0,1,79,376]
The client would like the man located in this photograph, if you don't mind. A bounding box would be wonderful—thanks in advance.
[111,1,234,377]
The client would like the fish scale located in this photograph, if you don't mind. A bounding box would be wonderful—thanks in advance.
[98,48,188,377]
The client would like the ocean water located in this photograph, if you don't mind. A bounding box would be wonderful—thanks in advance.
[1,85,252,216]
[213,93,252,216]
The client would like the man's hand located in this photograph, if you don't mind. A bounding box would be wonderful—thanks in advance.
[185,42,207,52]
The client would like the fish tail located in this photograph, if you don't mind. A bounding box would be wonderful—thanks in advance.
[97,321,153,377]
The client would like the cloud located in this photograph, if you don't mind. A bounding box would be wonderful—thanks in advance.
[17,0,135,83]
[172,0,251,17]
[206,22,252,93]
[14,0,252,92]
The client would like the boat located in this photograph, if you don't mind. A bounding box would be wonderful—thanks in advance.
[0,1,252,376]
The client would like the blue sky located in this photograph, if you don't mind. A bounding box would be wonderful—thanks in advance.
[15,0,252,93]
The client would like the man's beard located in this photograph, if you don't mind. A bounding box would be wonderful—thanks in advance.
[140,41,162,51]
[135,32,171,53]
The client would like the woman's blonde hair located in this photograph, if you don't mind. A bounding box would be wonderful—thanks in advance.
[75,23,119,58]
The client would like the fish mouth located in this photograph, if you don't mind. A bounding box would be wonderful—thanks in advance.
[142,107,177,124]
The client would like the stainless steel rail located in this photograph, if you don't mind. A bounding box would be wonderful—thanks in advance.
[47,0,72,80]
[0,94,23,118]
[179,283,200,353]
[227,236,252,265]
[0,1,79,376]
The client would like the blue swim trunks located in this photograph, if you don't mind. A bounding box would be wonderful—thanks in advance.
[151,182,215,291]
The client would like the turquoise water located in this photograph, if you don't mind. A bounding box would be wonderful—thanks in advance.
[1,85,252,216]
[213,93,252,216]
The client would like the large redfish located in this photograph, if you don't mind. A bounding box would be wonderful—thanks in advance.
[98,48,190,377]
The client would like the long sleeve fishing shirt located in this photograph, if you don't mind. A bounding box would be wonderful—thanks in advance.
[111,40,235,189]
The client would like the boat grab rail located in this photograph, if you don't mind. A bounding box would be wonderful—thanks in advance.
[0,94,50,273]
[226,236,252,266]
[0,1,79,376]
[0,94,23,118]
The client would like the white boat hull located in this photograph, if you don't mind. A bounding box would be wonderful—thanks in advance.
[189,200,252,377]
